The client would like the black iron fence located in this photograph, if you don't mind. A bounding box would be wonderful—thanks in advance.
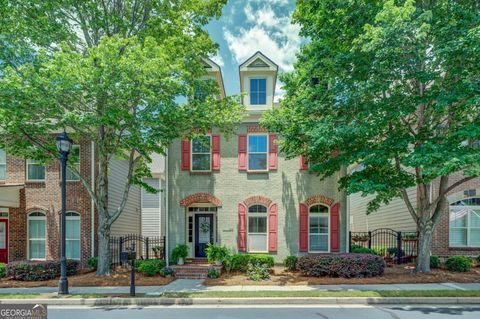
[349,228,418,264]
[109,234,166,266]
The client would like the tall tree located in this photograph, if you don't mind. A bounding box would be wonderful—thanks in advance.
[0,0,243,275]
[262,0,480,272]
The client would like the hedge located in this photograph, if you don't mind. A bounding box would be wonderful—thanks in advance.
[297,254,385,278]
[445,256,472,272]
[0,263,5,278]
[231,254,274,272]
[6,260,79,281]
[135,259,166,276]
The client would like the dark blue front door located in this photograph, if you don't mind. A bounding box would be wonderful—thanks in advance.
[195,214,214,257]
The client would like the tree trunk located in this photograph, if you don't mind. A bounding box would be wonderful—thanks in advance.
[416,217,434,272]
[95,147,111,276]
[96,221,111,276]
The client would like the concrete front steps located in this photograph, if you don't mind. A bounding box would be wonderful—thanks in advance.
[170,258,222,279]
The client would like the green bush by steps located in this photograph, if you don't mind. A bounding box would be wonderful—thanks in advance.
[445,256,472,272]
[135,259,166,276]
[230,254,274,272]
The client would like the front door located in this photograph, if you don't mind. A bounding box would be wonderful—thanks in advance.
[195,214,214,257]
[0,219,8,263]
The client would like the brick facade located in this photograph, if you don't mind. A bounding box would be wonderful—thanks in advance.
[1,138,94,266]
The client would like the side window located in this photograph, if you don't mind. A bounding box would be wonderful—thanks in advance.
[248,135,268,171]
[0,149,5,180]
[28,212,46,259]
[66,212,81,259]
[66,145,80,181]
[191,136,211,171]
[247,205,267,252]
[309,204,329,252]
[26,159,45,181]
[250,78,267,105]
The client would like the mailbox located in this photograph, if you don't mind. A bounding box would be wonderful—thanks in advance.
[120,251,136,262]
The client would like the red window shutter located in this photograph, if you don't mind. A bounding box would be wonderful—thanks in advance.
[299,155,308,170]
[181,139,190,171]
[212,134,220,171]
[268,134,278,170]
[330,202,340,252]
[238,135,247,170]
[237,203,247,252]
[299,203,308,252]
[268,203,278,252]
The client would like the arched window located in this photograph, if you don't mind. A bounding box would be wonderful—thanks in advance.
[309,204,329,252]
[28,212,46,259]
[66,212,81,260]
[450,198,480,247]
[248,205,267,252]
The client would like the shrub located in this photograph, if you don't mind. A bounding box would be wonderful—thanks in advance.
[136,259,166,276]
[230,254,274,272]
[87,257,98,269]
[284,256,297,271]
[445,256,472,272]
[297,254,385,278]
[6,260,79,281]
[247,262,270,281]
[430,256,441,269]
[172,244,189,263]
[0,263,5,278]
[350,244,377,255]
[159,267,174,277]
[387,247,404,258]
[205,244,230,264]
[207,267,220,279]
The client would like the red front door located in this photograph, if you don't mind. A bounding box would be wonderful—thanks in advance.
[0,219,8,263]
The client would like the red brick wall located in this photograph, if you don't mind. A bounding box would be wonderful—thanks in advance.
[431,173,480,257]
[3,138,94,266]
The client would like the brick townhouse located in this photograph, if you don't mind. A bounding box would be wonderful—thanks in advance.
[166,52,348,262]
[0,137,164,266]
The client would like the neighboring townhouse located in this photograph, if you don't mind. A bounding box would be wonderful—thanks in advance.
[167,52,347,262]
[0,138,148,266]
[348,167,480,257]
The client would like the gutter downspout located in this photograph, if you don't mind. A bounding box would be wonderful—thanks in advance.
[341,166,349,253]
[165,148,169,266]
[91,141,95,257]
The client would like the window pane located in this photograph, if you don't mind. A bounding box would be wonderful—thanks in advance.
[248,154,267,170]
[450,228,467,246]
[0,222,6,249]
[470,210,480,227]
[28,163,45,180]
[192,136,211,153]
[66,240,80,259]
[0,164,5,180]
[29,240,46,259]
[248,234,267,252]
[66,163,80,181]
[29,218,46,259]
[310,205,328,213]
[29,219,46,238]
[248,205,267,213]
[249,216,267,233]
[450,208,467,227]
[309,234,328,252]
[250,79,266,105]
[192,154,211,171]
[0,149,5,163]
[248,136,267,152]
[258,79,266,91]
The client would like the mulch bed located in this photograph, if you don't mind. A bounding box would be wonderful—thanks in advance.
[0,267,174,288]
[203,264,480,286]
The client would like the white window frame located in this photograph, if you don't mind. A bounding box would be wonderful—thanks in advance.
[190,135,212,172]
[247,204,268,253]
[66,145,81,181]
[247,134,269,172]
[449,201,480,248]
[66,212,81,260]
[249,78,267,105]
[308,204,330,253]
[26,159,46,181]
[27,212,46,260]
[0,149,6,181]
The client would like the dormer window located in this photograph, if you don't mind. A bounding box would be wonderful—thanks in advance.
[250,78,267,105]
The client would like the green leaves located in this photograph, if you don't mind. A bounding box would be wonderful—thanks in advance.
[262,0,480,214]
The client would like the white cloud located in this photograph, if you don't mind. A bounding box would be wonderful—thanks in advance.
[223,3,301,73]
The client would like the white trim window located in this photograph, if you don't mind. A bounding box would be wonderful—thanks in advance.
[449,198,480,247]
[248,134,268,171]
[191,136,211,172]
[28,212,46,260]
[66,212,81,259]
[26,159,45,181]
[250,78,267,105]
[66,145,80,181]
[0,149,5,180]
[247,204,268,252]
[309,204,330,252]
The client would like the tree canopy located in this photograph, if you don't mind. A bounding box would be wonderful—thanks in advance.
[262,0,480,271]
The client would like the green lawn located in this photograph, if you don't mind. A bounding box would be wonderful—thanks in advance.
[1,290,480,299]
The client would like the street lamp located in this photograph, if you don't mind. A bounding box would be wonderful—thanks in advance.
[56,130,72,295]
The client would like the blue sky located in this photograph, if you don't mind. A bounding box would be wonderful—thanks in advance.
[206,0,300,101]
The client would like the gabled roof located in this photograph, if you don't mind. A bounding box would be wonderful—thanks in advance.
[202,58,226,98]
[239,51,278,71]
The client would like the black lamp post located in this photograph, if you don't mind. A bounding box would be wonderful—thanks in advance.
[56,130,72,295]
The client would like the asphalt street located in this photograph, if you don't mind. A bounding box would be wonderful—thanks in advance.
[48,304,480,319]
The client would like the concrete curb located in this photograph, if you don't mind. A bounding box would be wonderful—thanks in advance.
[1,297,480,306]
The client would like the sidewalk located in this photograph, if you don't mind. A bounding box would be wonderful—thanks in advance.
[1,280,480,295]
